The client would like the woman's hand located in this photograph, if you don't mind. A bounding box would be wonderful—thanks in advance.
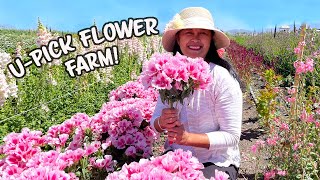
[167,122,189,145]
[158,108,180,130]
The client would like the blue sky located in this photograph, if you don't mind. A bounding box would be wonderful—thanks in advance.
[0,0,319,33]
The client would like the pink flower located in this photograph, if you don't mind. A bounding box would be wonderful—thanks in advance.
[287,87,296,94]
[266,136,278,146]
[95,159,107,168]
[305,58,314,72]
[293,143,300,151]
[125,146,137,157]
[280,123,289,131]
[58,134,69,146]
[124,134,135,145]
[294,60,305,74]
[217,48,225,58]
[251,145,258,153]
[114,136,126,149]
[84,144,97,156]
[187,62,202,80]
[298,41,306,47]
[104,155,115,172]
[163,63,178,79]
[176,68,189,82]
[214,169,230,180]
[273,87,280,93]
[264,170,276,180]
[106,149,206,179]
[141,52,212,107]
[108,80,158,102]
[294,47,301,54]
[277,170,287,176]
[286,96,296,103]
[151,71,173,90]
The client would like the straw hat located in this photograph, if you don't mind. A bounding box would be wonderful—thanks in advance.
[162,7,230,52]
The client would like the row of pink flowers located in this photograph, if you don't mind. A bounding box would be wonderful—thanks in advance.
[107,149,229,180]
[1,77,213,179]
[0,58,228,179]
[0,78,159,179]
[108,79,158,102]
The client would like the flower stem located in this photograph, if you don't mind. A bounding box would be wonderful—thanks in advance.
[169,100,174,109]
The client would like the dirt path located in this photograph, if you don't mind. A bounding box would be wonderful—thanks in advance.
[238,92,266,180]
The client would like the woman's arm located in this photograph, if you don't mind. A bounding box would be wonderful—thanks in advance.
[206,67,243,150]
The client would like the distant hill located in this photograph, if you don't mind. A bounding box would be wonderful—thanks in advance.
[226,29,253,35]
[306,22,320,29]
[226,22,320,35]
[275,22,320,31]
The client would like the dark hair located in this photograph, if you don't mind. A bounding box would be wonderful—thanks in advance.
[172,31,243,87]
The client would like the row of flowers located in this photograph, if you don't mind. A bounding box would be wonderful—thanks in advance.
[0,77,159,179]
[0,62,228,180]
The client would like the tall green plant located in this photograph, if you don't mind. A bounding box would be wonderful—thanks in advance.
[255,25,319,179]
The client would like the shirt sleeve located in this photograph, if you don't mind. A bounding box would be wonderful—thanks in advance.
[206,67,243,150]
[150,95,169,131]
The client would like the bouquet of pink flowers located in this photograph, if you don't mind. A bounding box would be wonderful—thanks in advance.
[140,53,213,108]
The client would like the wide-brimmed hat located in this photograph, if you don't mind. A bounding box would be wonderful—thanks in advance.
[162,7,230,52]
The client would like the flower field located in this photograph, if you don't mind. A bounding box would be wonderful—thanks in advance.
[227,25,320,179]
[0,21,319,179]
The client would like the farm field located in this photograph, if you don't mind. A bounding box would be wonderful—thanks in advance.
[0,22,319,179]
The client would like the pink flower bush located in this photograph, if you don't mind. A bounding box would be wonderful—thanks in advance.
[293,58,314,74]
[140,52,213,107]
[106,149,206,180]
[108,79,158,102]
[0,53,217,179]
[0,97,158,179]
[96,98,158,168]
[0,128,79,180]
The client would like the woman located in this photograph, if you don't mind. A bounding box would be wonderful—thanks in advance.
[150,7,243,179]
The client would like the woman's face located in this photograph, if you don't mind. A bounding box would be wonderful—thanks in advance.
[176,28,212,59]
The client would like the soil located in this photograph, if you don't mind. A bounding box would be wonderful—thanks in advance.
[237,92,267,180]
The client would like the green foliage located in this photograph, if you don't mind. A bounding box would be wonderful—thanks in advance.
[0,29,37,53]
[112,54,141,87]
[0,28,151,141]
[0,27,162,143]
[232,29,320,86]
[0,63,115,140]
[256,69,282,128]
[249,28,320,179]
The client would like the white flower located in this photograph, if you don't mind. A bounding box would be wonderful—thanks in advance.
[0,70,9,107]
[41,103,50,112]
[0,51,11,69]
[164,14,184,32]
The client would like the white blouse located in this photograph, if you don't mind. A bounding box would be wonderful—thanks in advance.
[150,63,243,168]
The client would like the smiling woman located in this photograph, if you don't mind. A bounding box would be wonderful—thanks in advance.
[150,7,243,180]
[176,29,212,59]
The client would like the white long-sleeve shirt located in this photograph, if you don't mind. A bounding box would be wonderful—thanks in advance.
[150,63,243,167]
